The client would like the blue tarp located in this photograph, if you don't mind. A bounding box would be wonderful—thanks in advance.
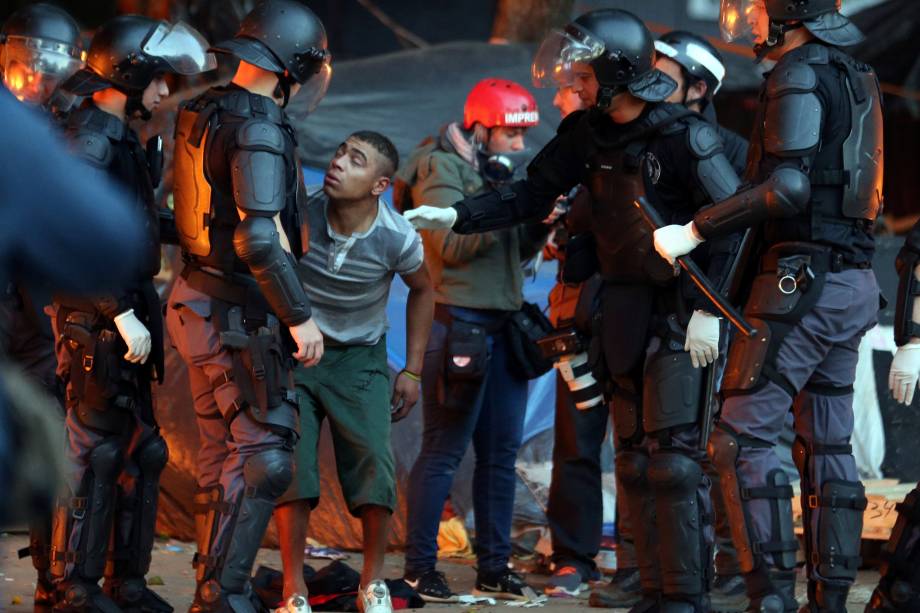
[303,166,558,444]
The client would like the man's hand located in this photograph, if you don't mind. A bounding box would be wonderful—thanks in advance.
[542,195,568,225]
[404,205,458,230]
[114,309,152,364]
[391,370,421,422]
[889,343,920,405]
[290,318,324,367]
[653,222,705,265]
[685,310,720,369]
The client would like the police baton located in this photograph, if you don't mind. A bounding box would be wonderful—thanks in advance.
[633,197,757,338]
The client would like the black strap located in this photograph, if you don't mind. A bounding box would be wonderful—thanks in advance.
[810,169,849,186]
[192,552,220,570]
[742,485,794,500]
[807,493,867,511]
[810,442,853,455]
[188,102,217,148]
[753,539,800,555]
[762,364,797,399]
[803,382,854,396]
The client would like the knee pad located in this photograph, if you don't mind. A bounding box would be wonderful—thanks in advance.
[243,448,293,501]
[648,451,702,493]
[89,437,125,482]
[615,450,649,489]
[812,479,866,582]
[136,435,168,476]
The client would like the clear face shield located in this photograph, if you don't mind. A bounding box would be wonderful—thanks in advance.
[291,52,332,113]
[1,36,82,104]
[720,0,766,44]
[142,21,217,76]
[531,25,605,89]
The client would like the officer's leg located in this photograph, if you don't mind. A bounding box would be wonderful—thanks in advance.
[643,349,713,612]
[711,385,800,613]
[104,415,172,613]
[50,409,125,613]
[610,367,660,611]
[793,340,866,613]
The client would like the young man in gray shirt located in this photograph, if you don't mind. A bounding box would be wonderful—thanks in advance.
[273,131,434,613]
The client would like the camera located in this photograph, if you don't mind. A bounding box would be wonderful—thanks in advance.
[537,328,605,410]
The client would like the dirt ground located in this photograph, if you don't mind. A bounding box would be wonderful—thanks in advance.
[0,531,881,612]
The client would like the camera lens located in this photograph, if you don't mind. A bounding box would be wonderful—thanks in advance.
[555,352,604,410]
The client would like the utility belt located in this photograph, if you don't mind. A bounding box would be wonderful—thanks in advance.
[722,242,862,398]
[183,263,298,433]
[181,262,271,319]
[57,308,151,433]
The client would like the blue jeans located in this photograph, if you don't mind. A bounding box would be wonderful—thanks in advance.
[404,306,528,575]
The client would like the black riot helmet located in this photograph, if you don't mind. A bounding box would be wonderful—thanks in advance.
[532,9,676,110]
[62,15,215,118]
[655,31,726,102]
[0,3,82,105]
[211,0,332,110]
[721,0,863,58]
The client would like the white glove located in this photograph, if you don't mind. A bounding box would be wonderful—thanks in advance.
[113,309,152,364]
[653,222,705,266]
[404,205,458,230]
[889,343,920,405]
[685,310,720,369]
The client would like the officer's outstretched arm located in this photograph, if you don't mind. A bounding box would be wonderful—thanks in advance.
[230,119,311,328]
[890,222,920,405]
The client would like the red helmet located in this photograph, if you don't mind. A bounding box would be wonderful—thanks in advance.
[462,78,539,130]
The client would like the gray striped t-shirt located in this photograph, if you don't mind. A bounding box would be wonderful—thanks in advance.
[297,188,424,345]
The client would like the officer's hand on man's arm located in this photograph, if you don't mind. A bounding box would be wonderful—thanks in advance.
[290,318,324,368]
[653,222,705,265]
[404,205,458,230]
[685,310,720,369]
[114,309,152,364]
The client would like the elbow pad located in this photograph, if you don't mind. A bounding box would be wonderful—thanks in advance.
[452,181,546,235]
[693,166,810,240]
[233,216,311,327]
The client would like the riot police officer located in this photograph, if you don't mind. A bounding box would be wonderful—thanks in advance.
[166,1,329,610]
[0,2,82,107]
[48,15,215,613]
[407,9,746,612]
[652,1,882,611]
[0,4,83,610]
[865,220,920,612]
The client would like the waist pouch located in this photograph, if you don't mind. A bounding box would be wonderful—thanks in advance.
[441,318,490,411]
[506,302,555,380]
[59,310,147,432]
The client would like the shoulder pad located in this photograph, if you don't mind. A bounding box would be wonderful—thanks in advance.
[767,61,817,98]
[557,109,587,134]
[686,120,723,159]
[70,130,113,168]
[236,118,285,154]
[647,103,690,135]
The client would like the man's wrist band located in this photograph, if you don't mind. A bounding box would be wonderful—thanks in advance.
[400,369,421,382]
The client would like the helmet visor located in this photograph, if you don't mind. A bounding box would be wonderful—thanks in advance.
[2,36,82,104]
[142,21,217,75]
[291,53,332,113]
[720,0,763,43]
[531,25,605,88]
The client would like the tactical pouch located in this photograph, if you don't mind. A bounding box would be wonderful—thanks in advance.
[443,320,489,411]
[506,302,555,380]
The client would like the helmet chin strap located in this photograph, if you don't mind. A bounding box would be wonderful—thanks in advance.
[273,73,295,108]
[753,20,805,64]
[125,91,151,121]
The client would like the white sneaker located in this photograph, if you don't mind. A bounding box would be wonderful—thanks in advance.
[358,580,393,613]
[275,593,311,613]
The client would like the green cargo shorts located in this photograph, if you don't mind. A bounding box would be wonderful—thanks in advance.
[276,338,396,515]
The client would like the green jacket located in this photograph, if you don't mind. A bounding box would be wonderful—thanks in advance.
[396,125,547,311]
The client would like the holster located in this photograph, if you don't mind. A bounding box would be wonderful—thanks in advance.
[722,242,835,395]
[59,310,144,433]
[213,301,298,433]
